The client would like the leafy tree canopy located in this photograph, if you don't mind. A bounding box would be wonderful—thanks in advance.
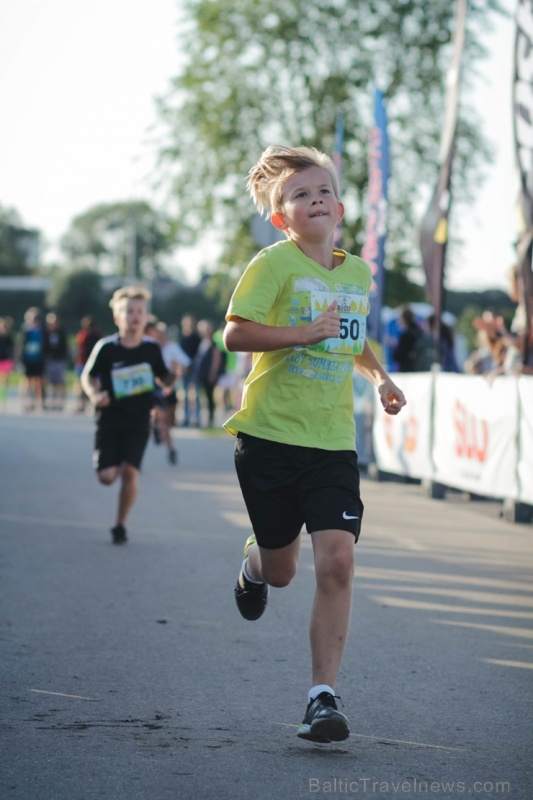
[154,0,506,283]
[46,269,110,332]
[0,204,40,276]
[60,201,175,280]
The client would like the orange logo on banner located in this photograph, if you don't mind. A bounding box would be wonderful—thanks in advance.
[453,400,489,463]
[404,415,418,453]
[384,415,395,450]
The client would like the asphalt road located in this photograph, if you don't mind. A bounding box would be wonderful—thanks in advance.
[1,410,532,800]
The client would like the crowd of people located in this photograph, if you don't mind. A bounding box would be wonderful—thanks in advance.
[0,305,249,423]
[389,268,532,377]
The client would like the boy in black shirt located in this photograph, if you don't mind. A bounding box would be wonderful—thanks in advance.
[81,286,173,544]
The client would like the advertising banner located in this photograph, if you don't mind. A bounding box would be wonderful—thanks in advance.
[517,377,533,503]
[372,373,433,478]
[432,375,519,499]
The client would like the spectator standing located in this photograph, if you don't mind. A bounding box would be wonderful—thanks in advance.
[20,307,45,412]
[74,316,102,413]
[195,319,226,428]
[43,312,69,411]
[0,316,15,410]
[427,314,460,373]
[178,314,201,426]
[393,307,435,372]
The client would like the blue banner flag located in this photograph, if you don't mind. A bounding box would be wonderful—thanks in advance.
[361,88,390,342]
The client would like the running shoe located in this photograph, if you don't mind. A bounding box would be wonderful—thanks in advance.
[234,534,268,620]
[168,448,178,465]
[111,524,128,545]
[297,692,350,743]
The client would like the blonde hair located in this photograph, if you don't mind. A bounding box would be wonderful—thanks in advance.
[109,285,151,311]
[247,145,340,217]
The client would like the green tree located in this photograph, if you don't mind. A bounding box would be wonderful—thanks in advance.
[61,201,175,279]
[46,269,110,333]
[0,205,40,276]
[154,0,505,281]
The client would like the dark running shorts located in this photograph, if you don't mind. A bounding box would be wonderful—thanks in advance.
[24,362,44,378]
[234,432,364,550]
[153,388,177,409]
[93,415,151,472]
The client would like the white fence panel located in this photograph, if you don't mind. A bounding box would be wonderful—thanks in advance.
[372,373,433,478]
[432,375,519,499]
[517,377,533,504]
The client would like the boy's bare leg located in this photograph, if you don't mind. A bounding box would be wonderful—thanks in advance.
[116,463,139,526]
[309,529,355,688]
[246,535,301,588]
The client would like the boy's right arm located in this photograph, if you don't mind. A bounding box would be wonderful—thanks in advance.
[80,349,111,408]
[224,302,340,352]
[80,369,110,408]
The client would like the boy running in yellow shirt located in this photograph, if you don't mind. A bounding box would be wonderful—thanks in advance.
[224,145,406,743]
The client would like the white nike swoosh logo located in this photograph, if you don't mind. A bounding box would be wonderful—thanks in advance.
[342,512,359,520]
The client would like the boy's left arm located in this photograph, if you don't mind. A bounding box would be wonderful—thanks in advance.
[354,341,406,416]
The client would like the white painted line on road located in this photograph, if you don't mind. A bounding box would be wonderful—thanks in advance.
[356,567,532,592]
[370,595,533,619]
[170,481,241,494]
[1,514,106,530]
[482,658,533,669]
[30,689,98,701]
[357,584,533,607]
[434,619,533,640]
[275,723,464,750]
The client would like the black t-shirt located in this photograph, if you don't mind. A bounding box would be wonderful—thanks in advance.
[179,331,201,360]
[86,334,170,420]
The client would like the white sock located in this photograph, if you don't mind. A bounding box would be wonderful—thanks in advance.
[308,684,335,703]
[242,557,263,585]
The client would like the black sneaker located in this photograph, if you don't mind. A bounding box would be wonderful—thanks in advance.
[234,534,268,621]
[168,448,178,465]
[297,692,350,743]
[111,525,128,545]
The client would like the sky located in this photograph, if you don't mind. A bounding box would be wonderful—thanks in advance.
[0,0,518,292]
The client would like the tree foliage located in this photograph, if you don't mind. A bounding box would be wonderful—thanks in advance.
[60,201,175,280]
[0,204,40,276]
[46,269,110,332]
[154,0,505,281]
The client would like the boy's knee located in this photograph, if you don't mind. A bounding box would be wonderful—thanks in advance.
[262,562,297,589]
[121,463,139,482]
[98,469,116,486]
[316,547,354,586]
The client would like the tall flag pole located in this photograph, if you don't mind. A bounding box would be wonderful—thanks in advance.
[333,110,344,249]
[419,0,467,360]
[361,87,390,342]
[513,0,533,365]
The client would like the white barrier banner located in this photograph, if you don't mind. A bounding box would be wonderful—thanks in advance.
[373,373,433,478]
[518,377,533,504]
[432,375,519,498]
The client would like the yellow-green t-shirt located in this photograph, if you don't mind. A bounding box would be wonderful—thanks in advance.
[224,239,372,450]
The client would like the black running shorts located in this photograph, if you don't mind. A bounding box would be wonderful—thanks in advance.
[234,432,364,550]
[93,414,151,472]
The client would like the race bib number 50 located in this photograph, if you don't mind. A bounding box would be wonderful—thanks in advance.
[310,290,368,355]
[111,363,154,399]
